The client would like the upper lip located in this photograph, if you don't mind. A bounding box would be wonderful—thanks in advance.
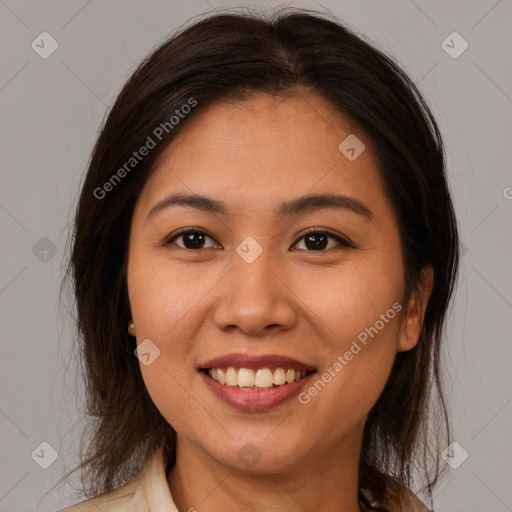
[199,352,316,371]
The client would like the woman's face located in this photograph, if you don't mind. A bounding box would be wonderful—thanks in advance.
[127,92,426,472]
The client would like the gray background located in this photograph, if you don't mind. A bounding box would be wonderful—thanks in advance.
[1,1,511,511]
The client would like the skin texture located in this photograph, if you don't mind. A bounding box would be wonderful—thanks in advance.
[126,91,433,512]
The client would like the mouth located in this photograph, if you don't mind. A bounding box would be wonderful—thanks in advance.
[198,353,317,411]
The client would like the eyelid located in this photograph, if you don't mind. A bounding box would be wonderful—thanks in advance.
[164,227,356,250]
[292,227,356,250]
[164,228,220,248]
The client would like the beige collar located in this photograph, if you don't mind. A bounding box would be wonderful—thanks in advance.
[58,445,178,512]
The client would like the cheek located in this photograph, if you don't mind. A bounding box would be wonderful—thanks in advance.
[128,252,220,336]
[127,254,231,417]
[294,259,402,414]
[130,274,200,377]
[294,258,403,347]
[298,314,400,440]
[139,360,206,445]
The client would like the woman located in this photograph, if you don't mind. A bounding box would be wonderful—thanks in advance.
[58,7,459,512]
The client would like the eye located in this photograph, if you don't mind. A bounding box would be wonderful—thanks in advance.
[164,228,354,252]
[164,229,220,250]
[292,229,353,252]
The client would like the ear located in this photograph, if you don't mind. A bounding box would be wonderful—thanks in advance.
[128,319,136,337]
[398,266,434,352]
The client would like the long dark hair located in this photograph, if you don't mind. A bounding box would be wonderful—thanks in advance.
[62,6,459,505]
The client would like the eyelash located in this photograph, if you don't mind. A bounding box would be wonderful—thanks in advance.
[163,227,355,252]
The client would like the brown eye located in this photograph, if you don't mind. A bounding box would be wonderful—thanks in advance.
[164,228,353,252]
[292,230,352,252]
[165,230,219,250]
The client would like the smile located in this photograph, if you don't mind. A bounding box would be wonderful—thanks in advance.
[197,353,317,411]
[204,367,312,390]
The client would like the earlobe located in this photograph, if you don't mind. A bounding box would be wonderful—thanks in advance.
[128,320,136,337]
[398,266,434,352]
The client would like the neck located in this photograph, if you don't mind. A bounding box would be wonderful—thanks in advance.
[167,429,364,512]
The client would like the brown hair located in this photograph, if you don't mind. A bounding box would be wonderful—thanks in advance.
[61,5,459,506]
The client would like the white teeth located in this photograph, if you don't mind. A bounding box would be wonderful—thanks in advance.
[217,368,226,385]
[225,367,238,386]
[238,368,255,387]
[273,368,286,385]
[207,366,310,389]
[285,369,296,383]
[255,368,274,388]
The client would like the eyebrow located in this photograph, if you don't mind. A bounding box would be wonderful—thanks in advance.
[145,192,373,223]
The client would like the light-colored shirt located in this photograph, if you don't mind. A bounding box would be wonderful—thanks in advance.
[58,445,430,511]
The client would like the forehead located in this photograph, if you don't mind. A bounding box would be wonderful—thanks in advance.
[134,93,392,223]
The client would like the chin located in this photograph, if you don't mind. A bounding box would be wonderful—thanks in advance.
[205,436,305,474]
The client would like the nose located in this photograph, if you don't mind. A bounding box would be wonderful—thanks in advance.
[212,251,298,337]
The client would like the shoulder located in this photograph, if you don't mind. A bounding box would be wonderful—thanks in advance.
[57,470,147,512]
[57,445,175,512]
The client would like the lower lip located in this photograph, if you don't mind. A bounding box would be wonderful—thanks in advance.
[199,370,316,411]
